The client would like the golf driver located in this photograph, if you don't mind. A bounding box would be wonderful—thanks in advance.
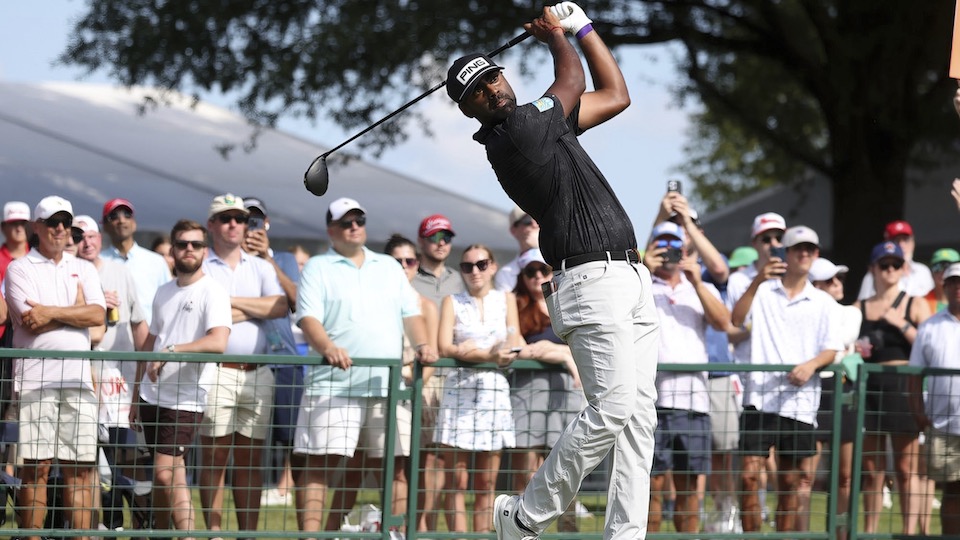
[304,31,532,196]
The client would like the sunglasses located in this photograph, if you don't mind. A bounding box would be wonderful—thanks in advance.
[425,231,454,244]
[513,215,534,228]
[42,215,73,230]
[655,239,684,250]
[760,233,783,245]
[522,265,553,278]
[395,257,418,267]
[877,260,904,271]
[216,213,249,225]
[173,240,207,251]
[106,208,133,222]
[337,215,367,229]
[459,259,492,273]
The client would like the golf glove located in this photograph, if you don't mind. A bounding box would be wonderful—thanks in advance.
[550,2,592,35]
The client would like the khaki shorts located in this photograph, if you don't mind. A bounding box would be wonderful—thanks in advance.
[925,430,960,483]
[293,395,411,458]
[19,388,98,462]
[200,364,274,440]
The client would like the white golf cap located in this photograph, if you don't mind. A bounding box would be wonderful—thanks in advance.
[34,196,73,220]
[327,197,366,222]
[783,225,820,248]
[73,215,100,234]
[751,212,786,238]
[943,263,960,281]
[808,258,848,282]
[3,202,30,223]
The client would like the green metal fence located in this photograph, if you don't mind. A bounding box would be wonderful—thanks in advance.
[0,348,950,539]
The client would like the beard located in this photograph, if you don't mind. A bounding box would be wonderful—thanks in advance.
[174,257,202,275]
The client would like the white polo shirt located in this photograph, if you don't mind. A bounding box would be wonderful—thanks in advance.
[651,273,719,413]
[726,264,759,364]
[5,250,106,393]
[909,309,960,435]
[203,249,284,355]
[743,279,843,425]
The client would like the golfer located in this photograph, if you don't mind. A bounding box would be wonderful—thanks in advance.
[447,3,659,539]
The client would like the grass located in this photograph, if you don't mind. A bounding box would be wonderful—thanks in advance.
[0,487,943,538]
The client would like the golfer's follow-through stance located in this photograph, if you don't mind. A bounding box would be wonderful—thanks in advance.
[447,3,659,540]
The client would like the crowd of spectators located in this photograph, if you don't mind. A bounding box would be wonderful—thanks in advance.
[0,184,959,539]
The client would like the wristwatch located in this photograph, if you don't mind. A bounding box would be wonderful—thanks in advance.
[166,344,176,353]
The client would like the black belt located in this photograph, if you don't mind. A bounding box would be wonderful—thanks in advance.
[562,249,640,269]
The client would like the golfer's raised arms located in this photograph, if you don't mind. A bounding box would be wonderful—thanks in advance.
[524,7,585,119]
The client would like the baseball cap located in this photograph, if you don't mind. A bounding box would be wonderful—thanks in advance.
[102,198,135,219]
[419,214,455,238]
[73,215,99,234]
[509,205,529,226]
[727,246,758,268]
[751,212,787,238]
[668,208,700,226]
[808,258,849,282]
[3,201,29,223]
[446,53,503,103]
[869,241,904,264]
[327,197,366,223]
[207,193,248,219]
[930,248,960,266]
[943,262,960,281]
[782,226,819,248]
[517,248,546,269]
[651,221,685,241]
[34,196,73,220]
[884,220,913,239]
[242,196,268,216]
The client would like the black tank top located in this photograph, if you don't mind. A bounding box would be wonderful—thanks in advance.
[857,297,914,363]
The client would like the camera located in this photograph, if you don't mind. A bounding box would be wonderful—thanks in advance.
[667,180,682,194]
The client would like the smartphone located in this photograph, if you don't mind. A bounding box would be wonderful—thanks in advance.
[509,346,523,354]
[667,179,682,194]
[248,216,264,230]
[663,248,682,264]
[769,246,786,261]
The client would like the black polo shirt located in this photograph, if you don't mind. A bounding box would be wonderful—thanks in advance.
[473,94,636,267]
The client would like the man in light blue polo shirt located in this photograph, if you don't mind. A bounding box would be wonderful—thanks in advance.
[100,198,171,325]
[293,197,437,536]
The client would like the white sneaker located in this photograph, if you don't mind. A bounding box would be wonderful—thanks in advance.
[574,500,593,518]
[933,497,942,510]
[493,494,538,540]
[261,488,289,506]
[882,486,893,509]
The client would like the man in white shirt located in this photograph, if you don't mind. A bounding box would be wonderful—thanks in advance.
[909,262,960,535]
[199,194,287,535]
[731,226,842,533]
[131,219,231,538]
[858,220,934,299]
[4,196,106,540]
[99,198,172,326]
[645,221,730,534]
[495,206,545,292]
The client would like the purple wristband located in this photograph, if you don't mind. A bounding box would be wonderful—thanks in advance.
[576,23,594,40]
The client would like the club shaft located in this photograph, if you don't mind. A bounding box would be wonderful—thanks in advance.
[320,31,532,159]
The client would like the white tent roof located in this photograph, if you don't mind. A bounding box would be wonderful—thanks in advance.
[0,81,514,250]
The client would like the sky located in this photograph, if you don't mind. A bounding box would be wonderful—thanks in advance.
[0,1,692,239]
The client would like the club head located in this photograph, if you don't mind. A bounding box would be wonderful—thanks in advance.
[304,155,330,196]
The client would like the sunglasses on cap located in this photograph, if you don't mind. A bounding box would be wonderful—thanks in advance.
[932,262,954,273]
[513,215,534,228]
[877,260,904,271]
[654,239,683,250]
[337,215,367,229]
[173,240,207,251]
[41,215,73,230]
[759,233,783,244]
[395,257,418,268]
[522,264,553,278]
[425,231,454,244]
[459,259,492,273]
[106,208,133,222]
[216,213,249,225]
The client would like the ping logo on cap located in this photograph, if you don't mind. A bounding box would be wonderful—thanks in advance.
[457,57,492,85]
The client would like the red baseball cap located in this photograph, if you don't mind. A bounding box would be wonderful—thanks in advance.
[103,198,135,219]
[419,214,455,238]
[883,220,913,239]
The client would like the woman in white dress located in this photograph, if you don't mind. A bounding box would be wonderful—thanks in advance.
[435,244,522,533]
